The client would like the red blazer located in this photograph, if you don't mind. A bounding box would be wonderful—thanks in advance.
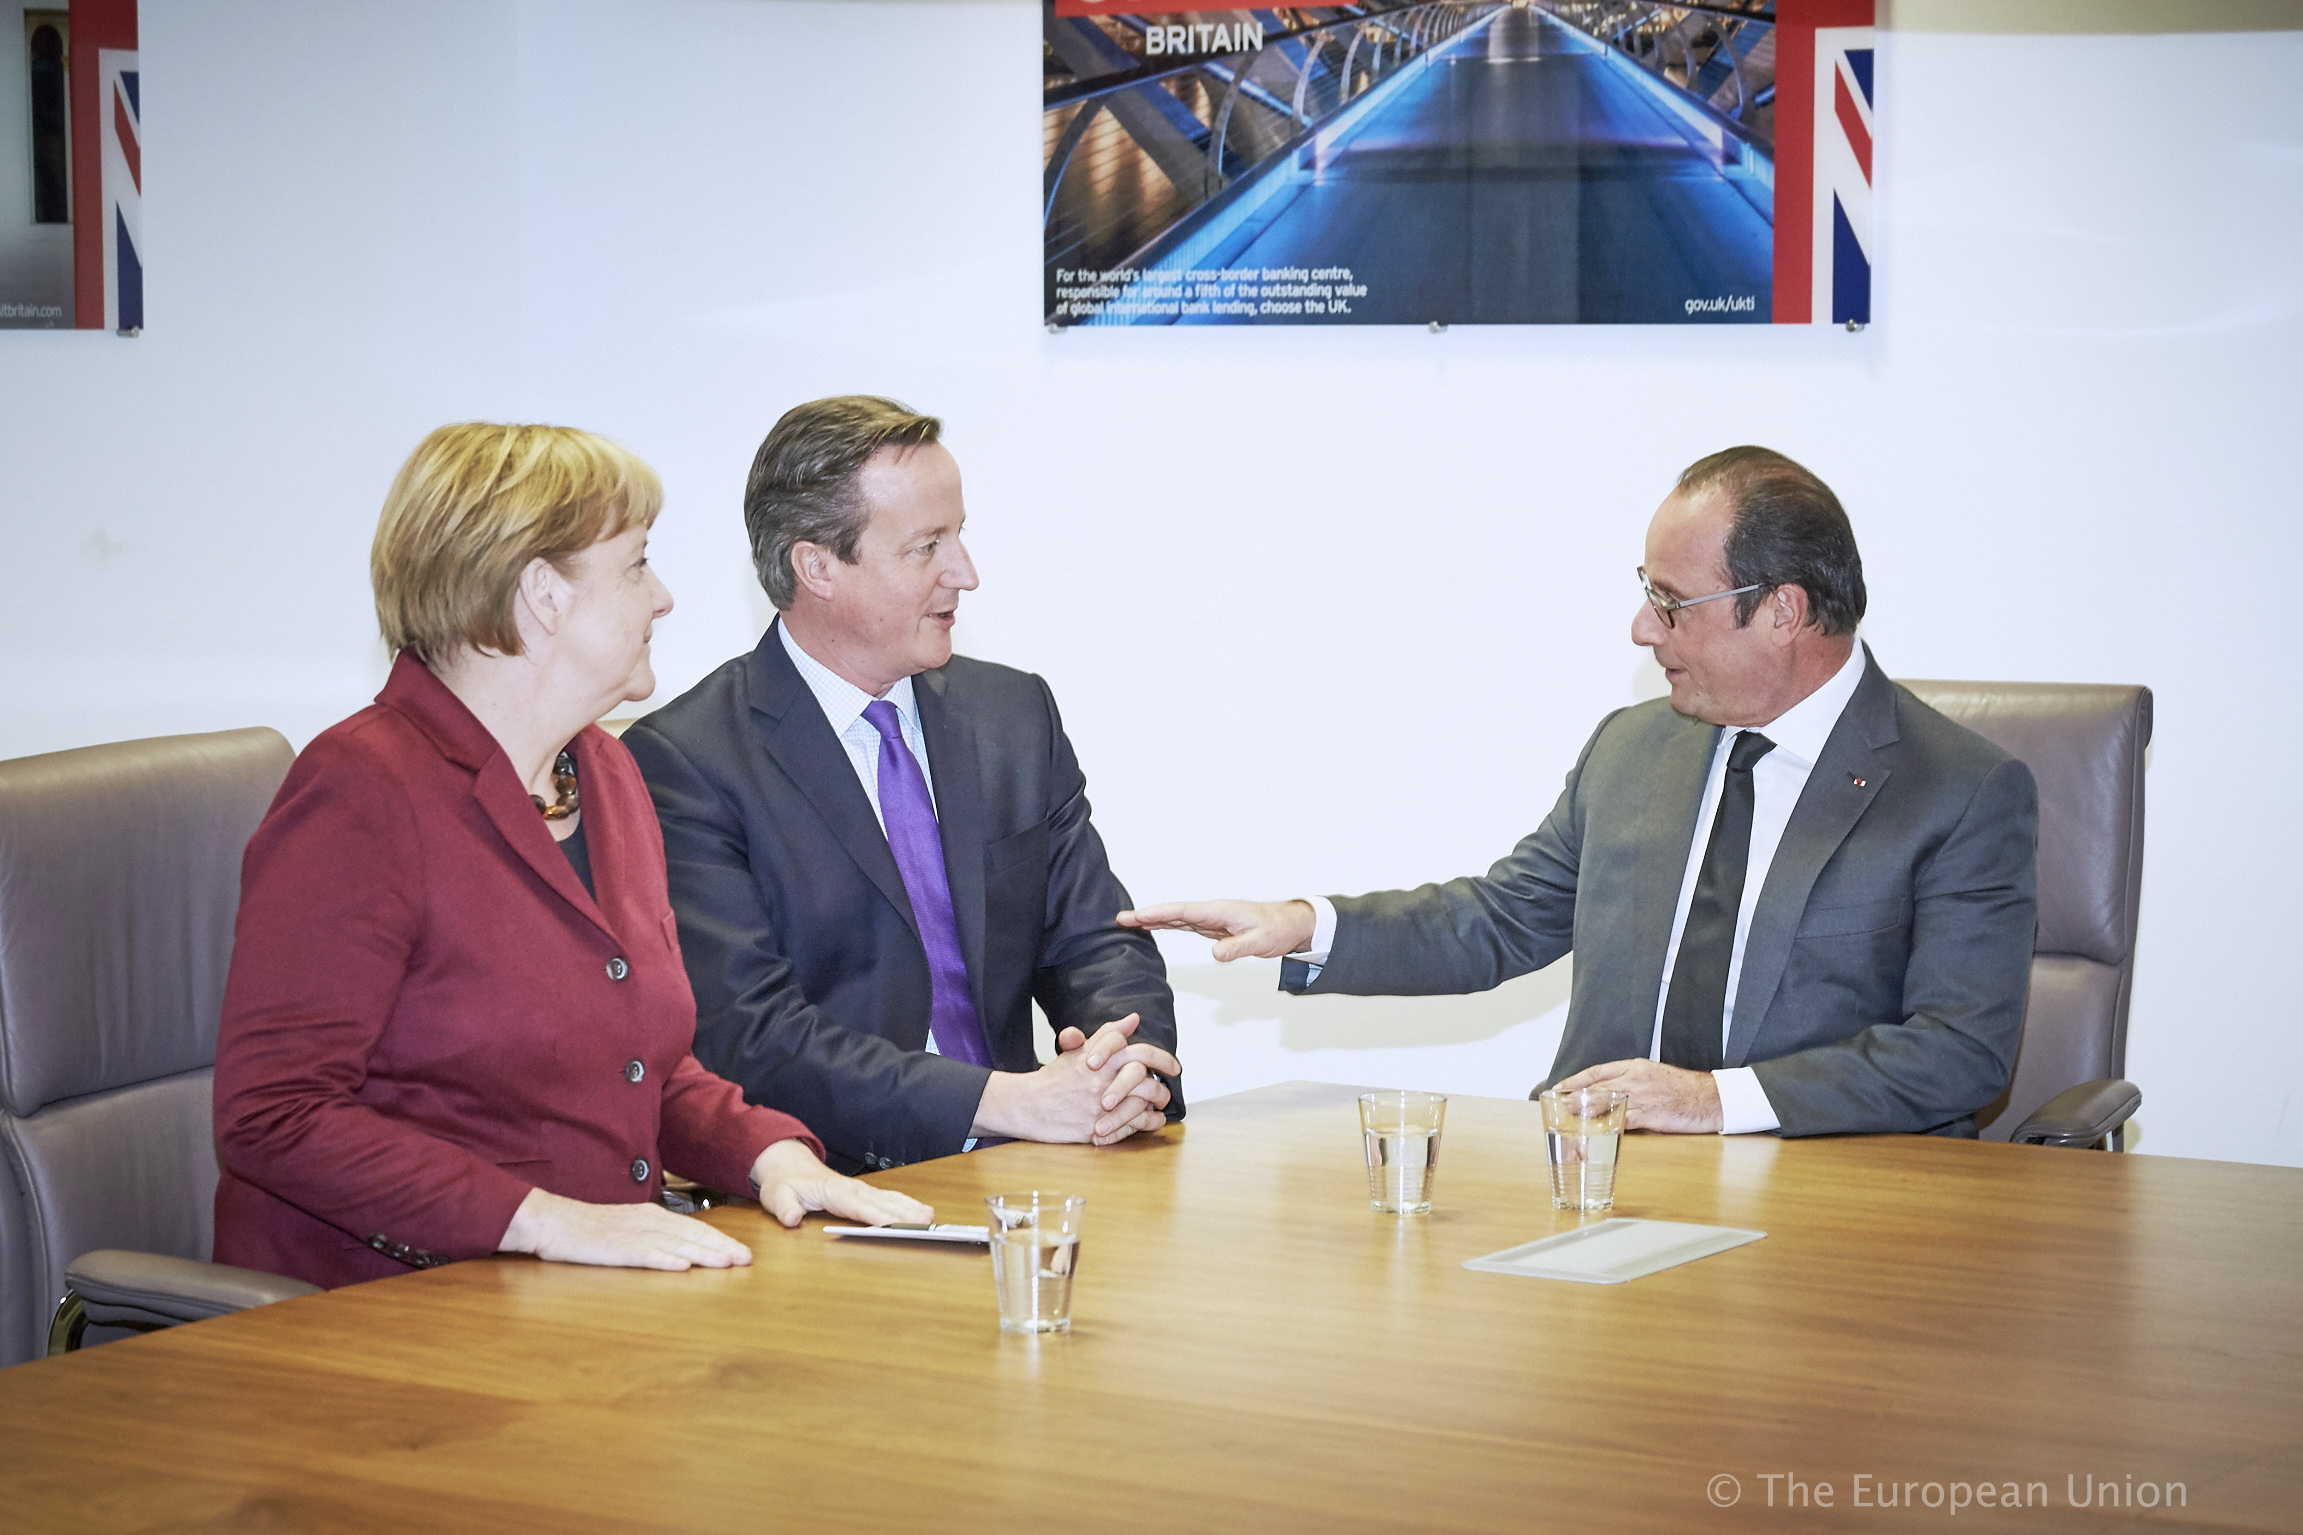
[214,653,820,1288]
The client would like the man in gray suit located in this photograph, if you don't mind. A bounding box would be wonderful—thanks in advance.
[1122,447,2038,1136]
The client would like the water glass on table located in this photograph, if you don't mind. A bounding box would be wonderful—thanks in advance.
[1540,1087,1631,1211]
[1359,1091,1447,1215]
[985,1192,1086,1334]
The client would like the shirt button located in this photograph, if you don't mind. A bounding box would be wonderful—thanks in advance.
[624,1059,645,1084]
[630,1157,650,1183]
[605,956,629,982]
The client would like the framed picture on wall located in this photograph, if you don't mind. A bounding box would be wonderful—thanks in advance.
[2,0,139,332]
[1044,0,1871,328]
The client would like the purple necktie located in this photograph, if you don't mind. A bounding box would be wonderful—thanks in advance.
[862,701,993,1068]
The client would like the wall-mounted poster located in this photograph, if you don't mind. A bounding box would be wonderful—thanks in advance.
[1,0,140,331]
[1044,1,1872,328]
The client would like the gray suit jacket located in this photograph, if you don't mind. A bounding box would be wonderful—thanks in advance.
[1282,650,2039,1136]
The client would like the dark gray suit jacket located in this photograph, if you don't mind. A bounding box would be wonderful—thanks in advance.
[625,623,1177,1174]
[1283,650,2039,1136]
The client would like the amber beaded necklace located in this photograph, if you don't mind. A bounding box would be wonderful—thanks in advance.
[532,750,579,820]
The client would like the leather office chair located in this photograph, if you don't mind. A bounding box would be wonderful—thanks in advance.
[1897,681,2151,1149]
[0,728,317,1367]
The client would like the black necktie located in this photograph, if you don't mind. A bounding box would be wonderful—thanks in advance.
[1660,730,1777,1072]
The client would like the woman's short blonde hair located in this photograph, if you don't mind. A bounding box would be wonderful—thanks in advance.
[371,423,662,660]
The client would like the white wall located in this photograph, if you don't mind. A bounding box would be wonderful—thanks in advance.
[0,0,521,747]
[3,2,2298,1165]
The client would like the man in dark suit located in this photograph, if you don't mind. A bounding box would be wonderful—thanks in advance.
[625,396,1179,1174]
[1123,448,2038,1137]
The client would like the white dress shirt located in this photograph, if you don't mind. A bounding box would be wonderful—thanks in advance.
[1296,643,1867,1136]
[777,622,957,1071]
[778,621,936,827]
[1646,642,1866,1132]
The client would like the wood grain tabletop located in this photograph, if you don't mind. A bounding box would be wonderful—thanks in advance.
[1,1081,2296,1533]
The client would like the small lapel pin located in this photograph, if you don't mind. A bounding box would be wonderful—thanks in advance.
[1850,775,1869,788]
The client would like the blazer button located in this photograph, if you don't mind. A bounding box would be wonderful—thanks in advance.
[630,1157,650,1183]
[624,1059,645,1084]
[605,956,630,982]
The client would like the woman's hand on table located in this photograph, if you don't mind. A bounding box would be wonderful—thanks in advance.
[500,1187,755,1271]
[751,1137,933,1230]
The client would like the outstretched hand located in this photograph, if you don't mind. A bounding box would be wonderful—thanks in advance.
[1117,899,1316,962]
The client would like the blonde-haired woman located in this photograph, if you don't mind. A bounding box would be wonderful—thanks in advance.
[215,424,927,1287]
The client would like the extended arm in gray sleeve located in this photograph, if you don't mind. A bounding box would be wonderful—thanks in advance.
[1279,715,1614,998]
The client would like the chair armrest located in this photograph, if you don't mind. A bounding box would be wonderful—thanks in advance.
[2010,1080,2142,1148]
[66,1249,320,1329]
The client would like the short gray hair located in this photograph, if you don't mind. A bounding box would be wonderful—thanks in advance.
[743,395,943,609]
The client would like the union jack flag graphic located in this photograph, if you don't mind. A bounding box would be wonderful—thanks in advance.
[100,50,142,332]
[68,0,140,331]
[1772,1,1875,326]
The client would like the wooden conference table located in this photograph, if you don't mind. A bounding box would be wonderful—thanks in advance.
[2,1082,2299,1533]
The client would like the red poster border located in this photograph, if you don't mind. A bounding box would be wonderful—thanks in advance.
[1771,0,1870,325]
[69,0,138,329]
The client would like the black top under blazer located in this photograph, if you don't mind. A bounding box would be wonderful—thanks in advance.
[624,622,1179,1174]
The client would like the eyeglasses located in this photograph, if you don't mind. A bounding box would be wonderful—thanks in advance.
[1637,566,1765,629]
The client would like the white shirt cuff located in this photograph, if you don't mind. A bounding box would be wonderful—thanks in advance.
[1713,1067,1781,1135]
[1293,895,1339,966]
[926,1032,980,1151]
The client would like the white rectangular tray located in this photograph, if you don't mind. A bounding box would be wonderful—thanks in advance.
[1463,1218,1766,1284]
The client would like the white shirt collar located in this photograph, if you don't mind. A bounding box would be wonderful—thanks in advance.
[1738,640,1867,767]
[777,620,919,737]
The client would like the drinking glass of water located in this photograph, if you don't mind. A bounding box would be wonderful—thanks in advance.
[1358,1091,1447,1215]
[1540,1087,1631,1211]
[985,1192,1087,1334]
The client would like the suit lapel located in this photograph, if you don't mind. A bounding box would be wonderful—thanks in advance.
[473,747,619,942]
[747,623,920,937]
[1628,716,1720,1054]
[376,650,619,944]
[915,666,990,1018]
[1725,649,1898,1067]
[566,727,644,942]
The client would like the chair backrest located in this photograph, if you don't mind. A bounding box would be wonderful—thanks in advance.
[1895,681,2150,1141]
[0,728,293,1366]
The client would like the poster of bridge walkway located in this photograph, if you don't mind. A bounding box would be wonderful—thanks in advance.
[1043,1,1874,327]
